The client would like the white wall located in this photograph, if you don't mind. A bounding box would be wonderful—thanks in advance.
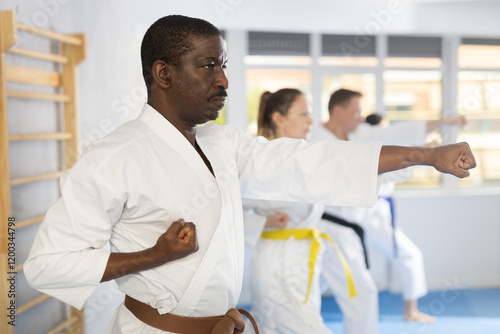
[3,0,500,333]
[391,188,500,291]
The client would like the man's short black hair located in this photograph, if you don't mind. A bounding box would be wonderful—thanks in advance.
[365,113,383,126]
[327,89,362,114]
[140,15,221,90]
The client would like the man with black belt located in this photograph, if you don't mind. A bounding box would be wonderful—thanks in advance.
[311,89,467,333]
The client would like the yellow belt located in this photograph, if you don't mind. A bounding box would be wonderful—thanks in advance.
[260,228,356,303]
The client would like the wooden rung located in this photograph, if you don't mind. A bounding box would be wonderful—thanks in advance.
[16,22,82,46]
[5,65,61,87]
[16,215,44,229]
[9,132,73,141]
[17,294,51,315]
[10,170,65,186]
[7,90,70,102]
[14,262,23,273]
[7,46,69,64]
[46,315,79,334]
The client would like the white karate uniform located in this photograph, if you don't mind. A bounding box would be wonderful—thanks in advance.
[361,183,427,301]
[318,219,379,334]
[351,122,428,301]
[310,122,428,334]
[25,104,382,333]
[350,122,427,145]
[243,200,335,334]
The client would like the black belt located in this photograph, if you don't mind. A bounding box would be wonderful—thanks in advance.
[321,212,369,269]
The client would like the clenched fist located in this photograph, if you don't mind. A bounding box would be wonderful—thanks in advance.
[429,142,476,178]
[379,142,477,178]
[265,212,289,229]
[151,218,199,263]
[101,218,199,282]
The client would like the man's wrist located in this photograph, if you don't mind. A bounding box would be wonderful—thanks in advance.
[144,246,168,266]
[408,147,435,167]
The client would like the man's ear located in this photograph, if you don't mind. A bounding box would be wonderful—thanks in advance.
[332,105,344,117]
[151,60,171,90]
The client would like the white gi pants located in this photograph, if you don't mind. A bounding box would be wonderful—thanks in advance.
[248,238,331,334]
[319,221,378,334]
[361,198,427,301]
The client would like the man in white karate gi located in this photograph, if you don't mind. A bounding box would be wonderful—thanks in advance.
[311,88,467,334]
[24,16,476,334]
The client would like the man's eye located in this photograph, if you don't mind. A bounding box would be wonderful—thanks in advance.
[203,64,215,69]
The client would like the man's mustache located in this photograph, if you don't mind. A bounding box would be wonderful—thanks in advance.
[208,90,228,100]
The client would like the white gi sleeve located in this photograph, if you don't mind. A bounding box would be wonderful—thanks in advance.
[242,199,268,247]
[228,127,382,208]
[24,164,125,310]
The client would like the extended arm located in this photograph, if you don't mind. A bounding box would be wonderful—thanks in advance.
[101,218,198,282]
[426,115,467,132]
[378,142,476,178]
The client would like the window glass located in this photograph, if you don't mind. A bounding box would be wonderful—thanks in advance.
[384,71,442,121]
[244,56,312,66]
[384,57,442,68]
[459,38,500,69]
[320,34,378,67]
[319,57,378,66]
[245,31,311,66]
[457,71,500,185]
[384,70,443,185]
[385,36,442,68]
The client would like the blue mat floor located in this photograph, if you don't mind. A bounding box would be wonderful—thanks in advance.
[322,288,500,334]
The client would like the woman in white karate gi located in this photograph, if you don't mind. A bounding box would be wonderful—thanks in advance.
[243,88,355,334]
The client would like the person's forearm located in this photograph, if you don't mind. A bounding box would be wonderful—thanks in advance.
[426,116,466,133]
[378,145,433,174]
[426,120,442,132]
[379,143,475,178]
[101,247,166,282]
[101,219,198,282]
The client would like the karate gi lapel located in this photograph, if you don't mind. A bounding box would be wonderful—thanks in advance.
[174,124,245,316]
[139,105,216,186]
[139,105,243,316]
